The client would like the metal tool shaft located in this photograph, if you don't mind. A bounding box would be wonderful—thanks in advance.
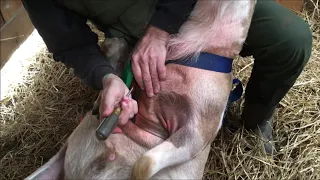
[95,87,133,141]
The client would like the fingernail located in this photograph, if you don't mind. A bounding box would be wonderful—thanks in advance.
[147,93,154,97]
[122,98,129,104]
[122,101,128,106]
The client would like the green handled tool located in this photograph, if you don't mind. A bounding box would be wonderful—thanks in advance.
[95,87,133,141]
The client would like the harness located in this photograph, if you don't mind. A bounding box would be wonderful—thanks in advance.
[120,52,243,140]
[121,52,243,104]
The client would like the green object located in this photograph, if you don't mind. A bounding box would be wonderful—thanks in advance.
[104,73,110,79]
[121,60,134,88]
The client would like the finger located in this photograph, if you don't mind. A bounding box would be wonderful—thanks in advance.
[118,100,131,126]
[100,87,121,119]
[123,97,138,116]
[132,55,144,90]
[128,108,135,119]
[126,99,137,119]
[141,59,154,97]
[112,127,123,134]
[149,56,160,94]
[133,100,138,114]
[129,112,135,119]
[157,55,167,81]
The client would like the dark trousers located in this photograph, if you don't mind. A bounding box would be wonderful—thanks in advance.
[239,0,313,129]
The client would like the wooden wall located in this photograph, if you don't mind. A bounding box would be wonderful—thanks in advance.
[277,0,305,12]
[0,0,34,70]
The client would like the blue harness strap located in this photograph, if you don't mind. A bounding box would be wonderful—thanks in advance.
[229,78,243,103]
[165,53,233,73]
[165,52,243,103]
[105,28,243,103]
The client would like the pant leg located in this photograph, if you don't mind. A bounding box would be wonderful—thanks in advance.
[239,0,313,129]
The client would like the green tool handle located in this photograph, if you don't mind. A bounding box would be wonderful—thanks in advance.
[121,60,133,88]
[95,107,121,141]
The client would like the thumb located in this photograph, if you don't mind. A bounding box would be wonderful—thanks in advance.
[100,102,114,120]
[99,90,120,120]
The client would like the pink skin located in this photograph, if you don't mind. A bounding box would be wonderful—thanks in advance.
[167,0,254,60]
[115,0,255,137]
[108,153,116,161]
[131,0,254,99]
[30,1,256,178]
[121,64,191,141]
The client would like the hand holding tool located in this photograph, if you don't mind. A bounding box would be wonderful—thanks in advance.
[95,87,133,141]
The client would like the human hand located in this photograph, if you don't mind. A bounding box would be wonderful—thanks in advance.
[99,73,138,134]
[131,25,169,97]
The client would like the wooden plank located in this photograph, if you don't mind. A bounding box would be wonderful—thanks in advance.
[0,6,34,70]
[0,13,5,27]
[0,0,23,21]
[277,0,305,12]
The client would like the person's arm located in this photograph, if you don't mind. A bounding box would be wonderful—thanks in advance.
[148,0,197,34]
[131,0,196,97]
[22,0,115,90]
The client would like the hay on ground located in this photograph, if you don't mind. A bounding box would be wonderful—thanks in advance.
[0,1,319,179]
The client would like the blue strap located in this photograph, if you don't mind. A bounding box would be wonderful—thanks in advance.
[229,78,243,103]
[166,52,243,103]
[165,52,233,73]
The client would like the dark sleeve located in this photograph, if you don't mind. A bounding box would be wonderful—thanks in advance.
[22,0,116,90]
[149,0,196,34]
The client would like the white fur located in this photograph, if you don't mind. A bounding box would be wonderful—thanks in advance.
[167,0,256,60]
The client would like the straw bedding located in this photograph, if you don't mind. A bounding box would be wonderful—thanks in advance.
[1,1,319,179]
